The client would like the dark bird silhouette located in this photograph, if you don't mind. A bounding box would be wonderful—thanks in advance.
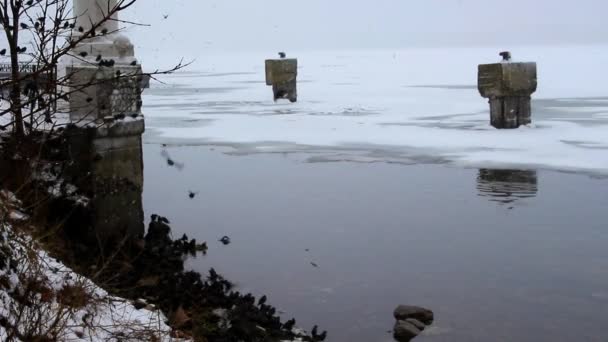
[79,51,88,58]
[188,191,197,199]
[283,318,296,331]
[20,23,28,29]
[26,0,33,5]
[209,268,218,281]
[101,28,108,35]
[258,295,267,306]
[160,149,185,170]
[0,49,6,56]
[130,60,137,66]
[278,52,286,58]
[310,325,327,340]
[163,14,169,19]
[310,262,318,268]
[96,54,102,61]
[219,236,231,245]
[63,22,69,29]
[499,51,512,62]
[78,26,84,32]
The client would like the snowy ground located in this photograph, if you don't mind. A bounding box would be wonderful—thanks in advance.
[0,191,180,342]
[142,45,608,175]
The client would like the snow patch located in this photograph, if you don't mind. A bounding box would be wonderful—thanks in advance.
[142,46,608,175]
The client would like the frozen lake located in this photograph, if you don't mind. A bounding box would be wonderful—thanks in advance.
[143,45,608,175]
[141,46,608,341]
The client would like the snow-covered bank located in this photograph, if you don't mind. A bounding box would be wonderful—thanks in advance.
[0,191,179,342]
[142,46,608,175]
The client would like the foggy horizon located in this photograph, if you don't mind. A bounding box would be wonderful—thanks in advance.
[124,0,608,65]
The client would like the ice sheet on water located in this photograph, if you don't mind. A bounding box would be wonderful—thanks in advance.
[142,46,608,175]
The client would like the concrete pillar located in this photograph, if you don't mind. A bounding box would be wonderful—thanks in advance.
[71,0,136,65]
[64,0,145,241]
[478,53,537,129]
[265,57,298,102]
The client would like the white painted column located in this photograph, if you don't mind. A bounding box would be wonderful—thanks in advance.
[70,0,135,63]
[73,0,119,37]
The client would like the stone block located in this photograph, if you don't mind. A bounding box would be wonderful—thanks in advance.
[265,59,298,102]
[265,59,297,86]
[478,61,537,128]
[478,62,537,98]
[67,65,144,124]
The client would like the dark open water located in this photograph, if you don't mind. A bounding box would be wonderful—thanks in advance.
[143,144,608,342]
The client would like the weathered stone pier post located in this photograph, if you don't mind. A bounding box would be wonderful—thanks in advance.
[265,54,298,102]
[478,52,537,128]
[61,0,145,241]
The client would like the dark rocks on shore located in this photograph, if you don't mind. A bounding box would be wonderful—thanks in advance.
[105,215,321,341]
[393,305,434,342]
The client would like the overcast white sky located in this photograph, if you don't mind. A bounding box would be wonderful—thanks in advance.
[123,0,607,64]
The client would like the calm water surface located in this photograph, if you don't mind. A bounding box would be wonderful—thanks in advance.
[143,144,608,342]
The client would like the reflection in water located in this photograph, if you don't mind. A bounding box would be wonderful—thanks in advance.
[477,169,538,204]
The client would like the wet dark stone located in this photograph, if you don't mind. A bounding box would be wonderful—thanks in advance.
[393,320,421,341]
[393,305,434,325]
[133,299,147,310]
[405,318,426,331]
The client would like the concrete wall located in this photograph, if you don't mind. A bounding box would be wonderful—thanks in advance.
[66,116,145,242]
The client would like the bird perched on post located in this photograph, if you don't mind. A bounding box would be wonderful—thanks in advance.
[499,51,512,62]
[278,52,286,59]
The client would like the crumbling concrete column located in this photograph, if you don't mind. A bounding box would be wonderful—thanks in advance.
[63,0,145,241]
[65,63,145,241]
[265,57,297,102]
[478,53,537,129]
